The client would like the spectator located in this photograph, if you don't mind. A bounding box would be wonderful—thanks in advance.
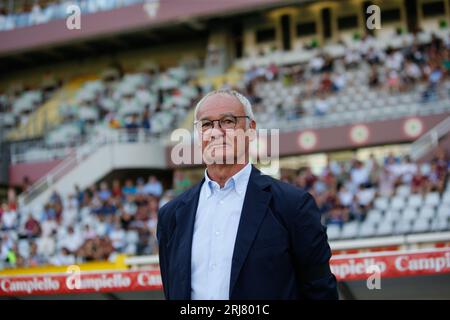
[109,220,126,252]
[143,175,163,197]
[21,214,42,239]
[111,179,122,199]
[51,247,75,266]
[122,179,137,196]
[350,160,370,191]
[1,204,17,231]
[173,170,191,195]
[98,182,111,201]
[314,93,330,116]
[59,226,83,254]
[27,242,47,266]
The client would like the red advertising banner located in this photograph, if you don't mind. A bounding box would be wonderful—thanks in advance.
[0,248,449,296]
[0,269,162,296]
[330,248,450,281]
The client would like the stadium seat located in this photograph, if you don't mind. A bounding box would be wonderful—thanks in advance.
[390,196,405,210]
[326,225,341,240]
[407,194,423,209]
[401,208,417,221]
[396,185,411,197]
[365,209,383,224]
[437,206,450,218]
[424,192,440,206]
[431,218,449,232]
[394,220,412,235]
[341,221,360,239]
[442,193,450,206]
[419,206,435,219]
[412,218,430,233]
[384,210,401,221]
[376,220,394,236]
[358,221,376,238]
[374,197,389,211]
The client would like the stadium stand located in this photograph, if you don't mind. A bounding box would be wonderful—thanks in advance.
[0,0,450,301]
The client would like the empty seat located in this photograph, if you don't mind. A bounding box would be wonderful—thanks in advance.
[390,196,405,210]
[374,197,389,211]
[394,220,411,234]
[431,218,449,232]
[396,185,411,197]
[384,210,401,221]
[442,193,450,205]
[437,206,450,218]
[419,206,435,219]
[341,222,360,239]
[412,218,430,233]
[358,221,376,238]
[376,221,394,236]
[326,225,341,240]
[407,194,423,209]
[424,192,440,206]
[366,210,383,224]
[402,208,417,221]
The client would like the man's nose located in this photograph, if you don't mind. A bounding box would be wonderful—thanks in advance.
[209,121,225,139]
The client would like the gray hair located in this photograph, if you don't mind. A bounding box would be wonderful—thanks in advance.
[194,89,255,127]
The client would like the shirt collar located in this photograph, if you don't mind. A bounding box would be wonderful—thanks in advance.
[204,162,252,198]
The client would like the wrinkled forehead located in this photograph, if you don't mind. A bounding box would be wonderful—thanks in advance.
[196,93,245,120]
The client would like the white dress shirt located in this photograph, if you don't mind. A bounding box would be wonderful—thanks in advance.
[191,163,252,300]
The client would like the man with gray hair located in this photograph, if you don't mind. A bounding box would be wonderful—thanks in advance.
[157,89,338,300]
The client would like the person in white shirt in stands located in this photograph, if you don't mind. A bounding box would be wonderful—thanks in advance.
[1,204,17,231]
[398,155,418,185]
[144,175,163,197]
[338,185,354,208]
[109,220,126,252]
[58,226,83,254]
[350,160,370,192]
[51,247,75,266]
[314,93,330,116]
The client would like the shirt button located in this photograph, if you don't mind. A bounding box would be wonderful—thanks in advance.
[219,200,224,204]
[215,231,220,236]
[211,263,217,269]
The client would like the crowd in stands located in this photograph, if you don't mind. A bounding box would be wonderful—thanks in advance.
[1,148,448,268]
[0,170,194,269]
[242,31,450,119]
[0,0,145,31]
[281,148,449,227]
[0,76,62,129]
[3,30,450,165]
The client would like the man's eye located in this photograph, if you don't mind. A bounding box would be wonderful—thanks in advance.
[202,122,212,128]
[222,119,234,124]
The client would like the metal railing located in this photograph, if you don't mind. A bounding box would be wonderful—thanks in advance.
[410,115,450,161]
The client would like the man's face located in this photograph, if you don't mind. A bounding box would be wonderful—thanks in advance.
[196,94,255,165]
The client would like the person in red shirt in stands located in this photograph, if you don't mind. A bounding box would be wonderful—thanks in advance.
[411,169,428,195]
[111,179,122,199]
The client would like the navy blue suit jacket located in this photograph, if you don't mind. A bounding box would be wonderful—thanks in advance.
[157,165,338,300]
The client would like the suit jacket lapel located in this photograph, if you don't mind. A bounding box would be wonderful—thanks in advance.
[229,165,272,298]
[172,179,204,300]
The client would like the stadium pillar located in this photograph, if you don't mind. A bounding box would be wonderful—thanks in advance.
[404,0,418,33]
[0,140,10,186]
[321,7,332,41]
[204,27,232,77]
[280,14,292,51]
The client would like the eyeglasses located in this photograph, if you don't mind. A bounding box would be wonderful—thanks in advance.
[194,115,250,132]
